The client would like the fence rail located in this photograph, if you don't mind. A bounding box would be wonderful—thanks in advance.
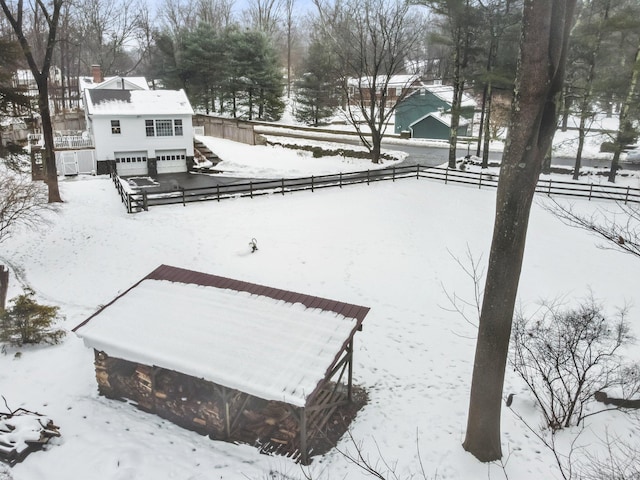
[112,164,640,213]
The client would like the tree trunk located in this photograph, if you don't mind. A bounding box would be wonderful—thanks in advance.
[481,82,492,169]
[0,265,8,312]
[463,0,576,462]
[38,79,62,203]
[448,40,464,169]
[608,43,640,183]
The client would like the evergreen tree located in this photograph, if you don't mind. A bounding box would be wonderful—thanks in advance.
[0,289,65,346]
[294,36,340,126]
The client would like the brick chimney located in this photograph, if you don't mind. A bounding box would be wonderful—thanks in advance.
[91,65,103,84]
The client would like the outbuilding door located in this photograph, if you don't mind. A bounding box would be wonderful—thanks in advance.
[156,149,187,174]
[115,151,148,176]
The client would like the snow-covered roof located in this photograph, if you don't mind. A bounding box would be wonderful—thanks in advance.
[348,74,421,89]
[84,88,194,116]
[410,111,469,129]
[73,265,369,407]
[79,75,149,92]
[418,84,476,108]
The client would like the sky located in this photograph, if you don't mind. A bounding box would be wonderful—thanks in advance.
[2,136,640,480]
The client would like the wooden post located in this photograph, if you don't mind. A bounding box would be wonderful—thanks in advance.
[347,339,354,403]
[445,167,449,184]
[250,181,253,198]
[478,171,483,189]
[181,187,186,206]
[311,176,314,192]
[0,265,8,312]
[281,178,285,195]
[625,186,630,205]
[588,184,593,201]
[367,170,370,185]
[339,172,342,188]
[142,191,148,211]
[299,407,308,464]
[392,166,396,182]
[416,164,420,179]
[217,184,220,202]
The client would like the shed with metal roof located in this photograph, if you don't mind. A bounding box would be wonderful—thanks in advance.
[73,265,370,462]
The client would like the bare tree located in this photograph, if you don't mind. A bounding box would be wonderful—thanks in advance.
[0,170,56,245]
[314,0,425,164]
[72,0,146,76]
[243,0,283,36]
[546,199,640,258]
[462,0,577,462]
[1,0,63,203]
[607,41,640,183]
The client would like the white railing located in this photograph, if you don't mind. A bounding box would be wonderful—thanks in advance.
[28,132,94,149]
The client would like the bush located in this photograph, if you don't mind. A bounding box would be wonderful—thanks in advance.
[0,289,65,346]
[511,294,633,431]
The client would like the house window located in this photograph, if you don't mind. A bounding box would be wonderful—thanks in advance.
[111,120,121,134]
[145,119,183,137]
[155,120,173,136]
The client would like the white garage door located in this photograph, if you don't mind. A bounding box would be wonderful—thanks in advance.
[156,149,187,174]
[115,151,148,176]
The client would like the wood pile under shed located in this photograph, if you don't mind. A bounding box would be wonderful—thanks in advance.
[74,265,371,463]
[94,351,365,461]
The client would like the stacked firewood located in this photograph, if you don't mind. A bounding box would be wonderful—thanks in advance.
[92,351,331,459]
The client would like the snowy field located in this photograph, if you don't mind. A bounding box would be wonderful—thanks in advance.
[2,138,640,480]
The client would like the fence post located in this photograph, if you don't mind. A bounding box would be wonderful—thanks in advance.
[217,184,220,202]
[392,166,396,182]
[445,167,449,185]
[339,172,342,188]
[367,170,370,185]
[126,193,132,214]
[281,178,285,195]
[588,184,593,201]
[478,171,483,189]
[143,191,148,211]
[250,181,253,198]
[311,176,314,192]
[416,164,419,179]
[548,178,552,196]
[625,186,630,205]
[181,187,186,206]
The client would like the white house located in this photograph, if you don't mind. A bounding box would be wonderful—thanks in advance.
[83,87,195,176]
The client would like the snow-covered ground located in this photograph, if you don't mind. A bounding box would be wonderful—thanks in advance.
[1,137,639,480]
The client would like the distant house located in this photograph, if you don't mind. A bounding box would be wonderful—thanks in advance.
[83,86,195,176]
[394,84,476,139]
[347,74,422,108]
[73,264,370,463]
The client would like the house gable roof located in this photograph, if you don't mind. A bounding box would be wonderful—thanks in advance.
[73,265,370,407]
[79,75,149,92]
[85,88,194,116]
[409,111,469,129]
[403,84,476,108]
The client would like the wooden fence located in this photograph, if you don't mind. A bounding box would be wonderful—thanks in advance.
[111,165,640,213]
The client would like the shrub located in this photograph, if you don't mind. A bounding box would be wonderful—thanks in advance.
[0,289,65,346]
[511,294,632,431]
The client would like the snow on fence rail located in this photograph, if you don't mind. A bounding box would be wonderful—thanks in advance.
[110,165,640,213]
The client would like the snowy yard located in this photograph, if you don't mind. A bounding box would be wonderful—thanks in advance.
[1,138,640,479]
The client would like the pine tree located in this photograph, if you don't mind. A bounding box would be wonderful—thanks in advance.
[294,37,340,126]
[0,290,65,347]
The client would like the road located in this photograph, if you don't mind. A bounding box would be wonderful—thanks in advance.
[382,142,640,170]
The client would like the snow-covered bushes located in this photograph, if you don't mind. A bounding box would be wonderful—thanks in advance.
[0,289,65,347]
